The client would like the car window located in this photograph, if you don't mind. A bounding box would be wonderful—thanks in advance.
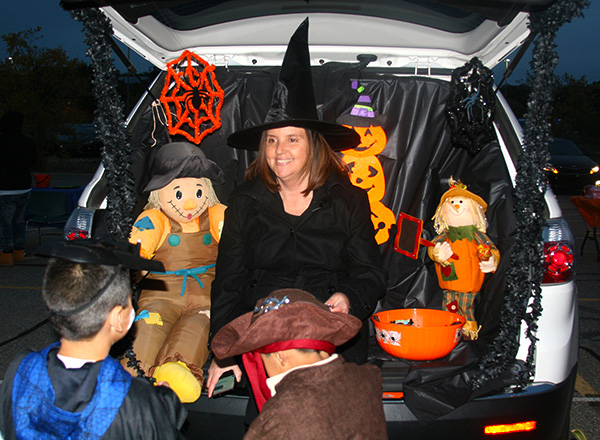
[118,0,491,33]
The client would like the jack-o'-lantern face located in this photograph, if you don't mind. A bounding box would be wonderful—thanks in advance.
[341,125,387,157]
[342,155,385,202]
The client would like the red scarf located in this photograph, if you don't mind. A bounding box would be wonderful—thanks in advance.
[242,339,335,412]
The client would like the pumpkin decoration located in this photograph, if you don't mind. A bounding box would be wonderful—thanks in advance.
[338,87,395,244]
[341,154,386,203]
[428,178,500,340]
[341,124,387,157]
[160,50,225,144]
[371,201,397,245]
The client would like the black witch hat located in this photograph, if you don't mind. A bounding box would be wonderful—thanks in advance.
[226,18,360,151]
[35,236,164,272]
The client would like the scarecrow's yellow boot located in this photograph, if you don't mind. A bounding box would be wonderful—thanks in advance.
[152,361,201,403]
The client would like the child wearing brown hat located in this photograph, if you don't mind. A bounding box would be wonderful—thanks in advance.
[211,288,388,440]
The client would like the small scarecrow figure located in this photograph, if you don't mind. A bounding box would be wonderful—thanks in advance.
[428,179,499,340]
[127,141,225,402]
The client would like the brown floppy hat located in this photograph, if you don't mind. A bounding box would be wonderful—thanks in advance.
[211,288,362,360]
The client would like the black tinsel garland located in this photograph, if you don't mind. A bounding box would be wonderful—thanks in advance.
[472,0,588,390]
[70,8,135,241]
[445,57,496,156]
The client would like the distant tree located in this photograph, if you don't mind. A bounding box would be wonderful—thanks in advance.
[551,74,600,151]
[0,27,94,154]
[504,73,600,159]
[502,82,530,119]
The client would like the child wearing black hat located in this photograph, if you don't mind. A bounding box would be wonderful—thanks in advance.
[0,239,188,440]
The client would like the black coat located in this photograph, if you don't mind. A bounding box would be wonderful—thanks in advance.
[210,172,387,338]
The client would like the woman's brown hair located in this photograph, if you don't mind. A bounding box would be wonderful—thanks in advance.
[244,127,349,196]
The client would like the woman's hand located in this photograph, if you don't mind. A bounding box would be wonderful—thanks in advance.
[206,357,243,398]
[325,292,350,314]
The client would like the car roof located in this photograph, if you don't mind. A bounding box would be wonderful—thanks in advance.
[61,0,553,70]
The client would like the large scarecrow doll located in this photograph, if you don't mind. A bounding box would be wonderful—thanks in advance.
[428,179,499,341]
[127,141,225,403]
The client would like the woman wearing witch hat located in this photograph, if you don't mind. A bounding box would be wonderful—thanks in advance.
[207,18,387,397]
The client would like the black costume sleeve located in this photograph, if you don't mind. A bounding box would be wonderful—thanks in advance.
[0,352,29,440]
[210,194,252,340]
[108,379,188,439]
[335,186,387,320]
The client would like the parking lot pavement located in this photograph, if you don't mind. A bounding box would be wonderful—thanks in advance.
[0,239,58,378]
[0,172,94,377]
[559,193,600,439]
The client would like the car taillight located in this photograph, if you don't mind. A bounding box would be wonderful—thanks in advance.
[484,420,536,435]
[66,229,90,240]
[542,218,574,284]
[64,207,95,241]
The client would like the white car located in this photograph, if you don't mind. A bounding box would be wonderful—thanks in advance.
[62,1,578,438]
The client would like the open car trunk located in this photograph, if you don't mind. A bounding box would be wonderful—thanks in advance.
[123,61,518,437]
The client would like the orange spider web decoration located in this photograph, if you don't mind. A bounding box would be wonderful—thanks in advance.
[160,50,225,144]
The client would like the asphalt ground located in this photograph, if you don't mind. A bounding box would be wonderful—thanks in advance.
[559,193,600,440]
[0,175,599,439]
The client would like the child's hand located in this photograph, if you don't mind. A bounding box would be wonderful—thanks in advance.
[156,381,171,389]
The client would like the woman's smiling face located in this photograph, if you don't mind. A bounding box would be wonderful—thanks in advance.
[158,177,209,223]
[264,126,310,187]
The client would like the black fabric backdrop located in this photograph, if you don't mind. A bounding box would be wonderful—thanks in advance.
[150,63,517,335]
[131,63,517,419]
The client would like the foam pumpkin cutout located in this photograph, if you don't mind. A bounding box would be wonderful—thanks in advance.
[371,201,397,245]
[427,179,500,341]
[342,154,386,203]
[340,125,388,157]
[337,90,395,244]
[128,142,226,403]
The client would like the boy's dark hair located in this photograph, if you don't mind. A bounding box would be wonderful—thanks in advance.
[42,258,130,341]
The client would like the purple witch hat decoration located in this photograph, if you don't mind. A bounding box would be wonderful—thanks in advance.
[337,81,387,127]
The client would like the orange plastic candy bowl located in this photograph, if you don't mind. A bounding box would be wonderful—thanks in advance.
[371,309,465,360]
